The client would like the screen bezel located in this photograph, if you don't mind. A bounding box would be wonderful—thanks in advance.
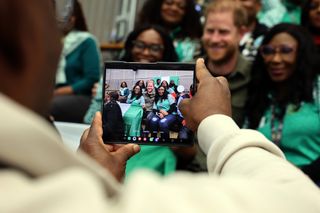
[102,61,196,146]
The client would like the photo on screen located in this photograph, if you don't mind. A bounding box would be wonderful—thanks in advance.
[102,62,195,146]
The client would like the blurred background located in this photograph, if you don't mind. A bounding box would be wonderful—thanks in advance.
[79,0,207,60]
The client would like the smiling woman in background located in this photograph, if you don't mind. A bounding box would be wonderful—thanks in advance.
[245,23,320,184]
[136,0,202,62]
[121,24,178,63]
[51,0,101,123]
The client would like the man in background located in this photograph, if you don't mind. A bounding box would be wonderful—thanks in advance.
[201,0,251,127]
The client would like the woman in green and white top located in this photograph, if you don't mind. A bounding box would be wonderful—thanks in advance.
[245,24,320,184]
[51,0,101,123]
[123,85,145,137]
[148,86,177,138]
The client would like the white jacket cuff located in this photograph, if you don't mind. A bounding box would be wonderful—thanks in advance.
[197,114,239,155]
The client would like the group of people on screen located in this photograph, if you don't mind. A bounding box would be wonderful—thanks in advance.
[102,78,193,141]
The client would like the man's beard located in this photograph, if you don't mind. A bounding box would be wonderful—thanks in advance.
[209,45,237,66]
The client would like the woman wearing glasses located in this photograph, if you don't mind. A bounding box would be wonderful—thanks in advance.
[245,23,320,184]
[136,0,202,62]
[121,24,178,63]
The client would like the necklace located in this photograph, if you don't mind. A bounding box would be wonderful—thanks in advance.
[270,104,285,145]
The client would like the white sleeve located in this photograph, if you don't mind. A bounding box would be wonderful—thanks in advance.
[0,169,110,212]
[196,115,317,184]
[197,114,286,173]
[115,114,320,213]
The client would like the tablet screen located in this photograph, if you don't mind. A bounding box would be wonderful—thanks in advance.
[102,62,195,146]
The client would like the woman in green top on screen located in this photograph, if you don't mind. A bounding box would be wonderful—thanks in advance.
[124,85,145,137]
[148,85,177,139]
[245,23,320,184]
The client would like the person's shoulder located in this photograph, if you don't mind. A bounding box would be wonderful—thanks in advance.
[68,31,95,41]
[238,54,252,69]
[174,37,201,44]
[82,35,98,47]
[107,100,120,107]
[234,54,252,78]
[0,94,64,164]
[71,31,98,48]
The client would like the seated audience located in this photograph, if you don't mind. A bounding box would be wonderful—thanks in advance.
[245,23,320,184]
[51,0,101,123]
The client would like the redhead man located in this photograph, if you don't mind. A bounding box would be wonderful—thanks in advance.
[202,0,251,127]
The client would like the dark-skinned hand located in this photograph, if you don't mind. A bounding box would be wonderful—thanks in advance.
[78,112,140,182]
[179,58,231,132]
